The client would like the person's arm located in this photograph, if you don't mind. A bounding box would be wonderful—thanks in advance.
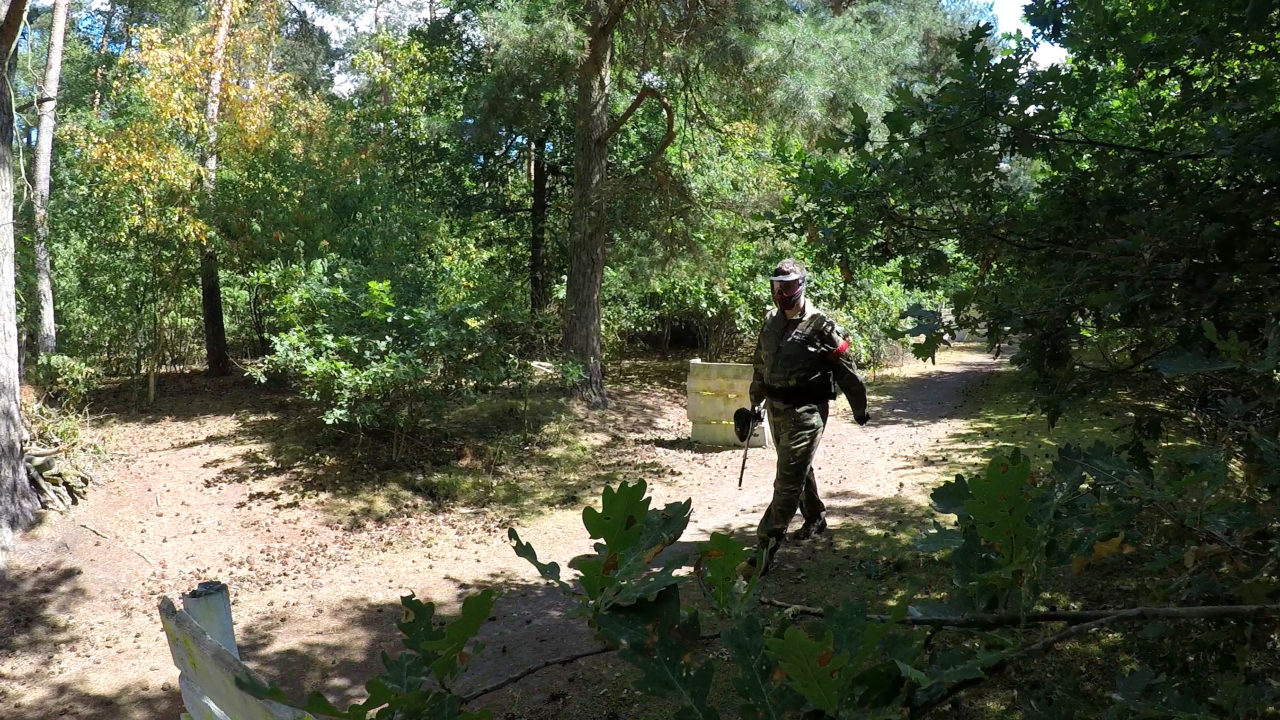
[820,319,869,424]
[749,314,769,409]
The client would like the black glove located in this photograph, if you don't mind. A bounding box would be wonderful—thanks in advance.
[752,403,765,423]
[854,411,870,426]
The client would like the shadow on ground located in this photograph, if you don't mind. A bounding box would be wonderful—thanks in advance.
[868,358,1001,430]
[208,495,957,720]
[86,358,696,525]
[926,362,1135,480]
[0,561,182,720]
[86,349,1004,530]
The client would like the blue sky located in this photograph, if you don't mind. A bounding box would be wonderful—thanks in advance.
[990,0,1069,65]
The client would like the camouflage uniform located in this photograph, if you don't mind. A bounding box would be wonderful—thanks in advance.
[749,300,868,545]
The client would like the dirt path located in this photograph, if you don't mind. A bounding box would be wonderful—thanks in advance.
[0,344,1002,720]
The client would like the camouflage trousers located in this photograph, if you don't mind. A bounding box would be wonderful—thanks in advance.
[757,400,828,544]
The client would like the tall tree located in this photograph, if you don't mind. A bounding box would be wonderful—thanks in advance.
[0,0,34,570]
[199,0,233,376]
[90,1,116,111]
[563,3,623,407]
[529,134,550,317]
[32,0,72,356]
[555,0,958,406]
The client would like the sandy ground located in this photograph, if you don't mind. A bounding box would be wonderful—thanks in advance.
[0,343,1003,719]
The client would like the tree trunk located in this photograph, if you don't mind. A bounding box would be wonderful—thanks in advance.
[530,135,549,318]
[564,18,612,408]
[90,1,116,112]
[200,0,233,377]
[32,0,70,358]
[0,0,37,571]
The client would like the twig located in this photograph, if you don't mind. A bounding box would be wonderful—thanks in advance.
[462,627,723,703]
[24,444,65,457]
[760,598,1280,628]
[909,614,1123,718]
[1150,501,1266,558]
[461,646,613,702]
[129,548,154,566]
[910,602,1280,717]
[79,523,109,539]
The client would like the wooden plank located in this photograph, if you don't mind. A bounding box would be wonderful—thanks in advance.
[691,421,767,448]
[182,582,238,660]
[687,399,767,445]
[180,674,232,720]
[687,359,754,380]
[686,377,753,395]
[686,392,741,423]
[686,360,769,447]
[691,423,740,447]
[159,598,314,720]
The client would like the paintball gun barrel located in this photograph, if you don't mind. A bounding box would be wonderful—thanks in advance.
[733,405,763,488]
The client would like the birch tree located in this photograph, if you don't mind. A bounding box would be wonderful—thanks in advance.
[32,0,71,356]
[200,0,233,376]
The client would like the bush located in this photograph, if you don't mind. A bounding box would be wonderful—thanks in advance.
[256,464,1280,718]
[31,354,101,407]
[251,255,528,452]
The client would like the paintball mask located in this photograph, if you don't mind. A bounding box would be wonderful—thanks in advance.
[769,260,806,312]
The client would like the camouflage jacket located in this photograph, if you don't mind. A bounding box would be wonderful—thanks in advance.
[749,301,868,415]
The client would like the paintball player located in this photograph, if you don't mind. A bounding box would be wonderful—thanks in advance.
[744,258,869,575]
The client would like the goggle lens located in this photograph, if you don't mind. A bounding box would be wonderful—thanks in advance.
[771,279,802,295]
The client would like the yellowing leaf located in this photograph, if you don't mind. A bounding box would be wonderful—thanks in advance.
[1071,555,1089,575]
[1092,534,1125,562]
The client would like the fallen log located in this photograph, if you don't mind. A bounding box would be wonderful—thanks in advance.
[23,444,65,458]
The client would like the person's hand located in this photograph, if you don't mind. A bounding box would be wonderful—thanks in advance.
[854,411,870,426]
[752,403,765,424]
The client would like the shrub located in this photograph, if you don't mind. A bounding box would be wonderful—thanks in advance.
[31,354,101,407]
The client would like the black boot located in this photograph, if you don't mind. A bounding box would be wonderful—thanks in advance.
[736,537,781,579]
[788,513,828,542]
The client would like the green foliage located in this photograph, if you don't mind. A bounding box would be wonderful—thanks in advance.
[891,303,951,364]
[32,0,953,408]
[620,609,720,720]
[509,482,988,718]
[786,2,1280,711]
[512,479,690,619]
[30,354,101,407]
[721,614,804,719]
[764,627,849,715]
[267,446,1280,718]
[251,254,528,444]
[694,532,761,618]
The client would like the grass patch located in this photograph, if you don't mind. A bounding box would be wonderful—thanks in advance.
[934,365,1125,479]
[196,357,695,524]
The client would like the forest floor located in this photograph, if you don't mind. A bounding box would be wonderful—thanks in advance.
[0,341,1029,720]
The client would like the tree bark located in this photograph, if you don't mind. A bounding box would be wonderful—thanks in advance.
[564,15,613,408]
[32,0,70,358]
[90,1,116,112]
[0,0,36,571]
[530,135,549,318]
[200,0,233,377]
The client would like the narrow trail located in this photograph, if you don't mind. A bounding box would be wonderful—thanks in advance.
[0,343,1002,720]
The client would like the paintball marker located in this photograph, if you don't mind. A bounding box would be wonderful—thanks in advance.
[733,404,764,488]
